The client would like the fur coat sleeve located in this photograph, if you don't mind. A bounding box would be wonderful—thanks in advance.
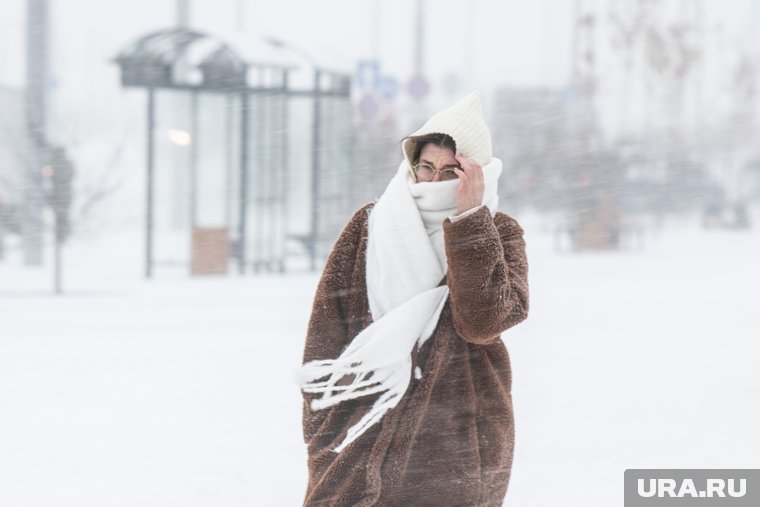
[443,203,530,345]
[301,202,529,507]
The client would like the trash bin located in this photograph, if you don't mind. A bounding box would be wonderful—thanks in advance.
[191,227,230,276]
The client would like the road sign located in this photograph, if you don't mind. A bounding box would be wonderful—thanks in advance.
[407,74,430,100]
[358,93,380,120]
[377,76,399,102]
[356,59,380,90]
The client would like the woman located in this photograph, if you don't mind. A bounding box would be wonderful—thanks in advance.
[298,91,529,506]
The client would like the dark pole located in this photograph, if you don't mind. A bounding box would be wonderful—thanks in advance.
[0,204,5,261]
[238,89,250,274]
[310,69,321,272]
[190,90,198,230]
[53,209,61,294]
[23,0,49,266]
[236,0,246,32]
[146,88,156,279]
[414,0,424,72]
[53,180,63,296]
[177,0,190,27]
[224,94,233,228]
[280,71,290,273]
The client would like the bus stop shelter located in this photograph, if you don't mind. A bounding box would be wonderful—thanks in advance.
[114,28,352,277]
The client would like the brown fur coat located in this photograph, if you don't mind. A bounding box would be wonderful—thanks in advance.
[301,202,529,506]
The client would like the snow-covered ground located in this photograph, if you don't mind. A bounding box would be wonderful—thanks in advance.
[1,210,759,506]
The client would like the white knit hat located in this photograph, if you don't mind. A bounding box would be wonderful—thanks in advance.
[402,90,493,169]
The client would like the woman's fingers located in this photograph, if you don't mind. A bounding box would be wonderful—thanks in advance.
[454,154,485,213]
[456,154,482,177]
[454,153,468,171]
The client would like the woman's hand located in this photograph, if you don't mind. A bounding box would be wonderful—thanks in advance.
[453,154,485,216]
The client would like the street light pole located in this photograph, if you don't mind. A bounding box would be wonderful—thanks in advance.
[145,88,156,279]
[414,0,424,73]
[238,89,250,274]
[310,69,322,272]
[177,0,190,27]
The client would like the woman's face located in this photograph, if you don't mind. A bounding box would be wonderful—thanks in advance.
[414,143,459,183]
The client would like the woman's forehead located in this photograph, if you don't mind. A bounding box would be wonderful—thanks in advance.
[419,143,456,162]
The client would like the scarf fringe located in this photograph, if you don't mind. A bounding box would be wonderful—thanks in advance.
[300,358,412,453]
[332,395,398,453]
[300,362,399,409]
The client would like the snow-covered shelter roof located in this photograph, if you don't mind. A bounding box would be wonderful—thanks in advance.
[114,28,350,92]
[115,28,251,89]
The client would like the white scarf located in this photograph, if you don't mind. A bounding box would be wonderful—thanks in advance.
[298,158,503,453]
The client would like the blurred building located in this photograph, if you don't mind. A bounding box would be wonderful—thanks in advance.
[492,87,643,251]
[0,85,25,255]
[491,87,586,213]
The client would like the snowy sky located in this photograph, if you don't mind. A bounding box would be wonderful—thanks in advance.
[1,0,758,131]
[0,0,576,92]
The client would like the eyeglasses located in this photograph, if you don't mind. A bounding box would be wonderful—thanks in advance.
[411,163,460,182]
